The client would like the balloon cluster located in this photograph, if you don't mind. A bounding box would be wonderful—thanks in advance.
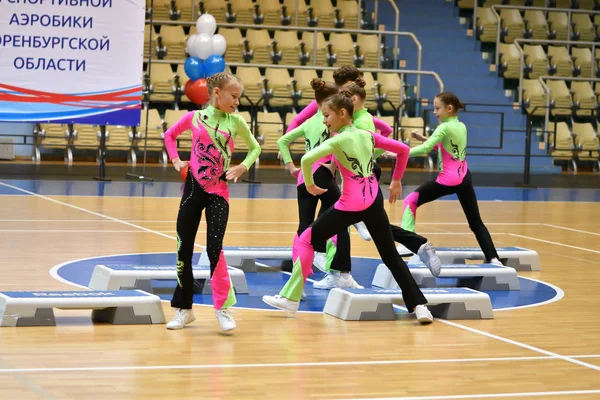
[184,14,226,105]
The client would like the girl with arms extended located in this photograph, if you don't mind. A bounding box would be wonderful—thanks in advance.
[401,92,501,266]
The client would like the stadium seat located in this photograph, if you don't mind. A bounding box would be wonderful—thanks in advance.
[524,44,549,79]
[200,0,228,23]
[356,34,381,68]
[547,45,574,77]
[273,30,301,65]
[377,73,402,111]
[237,66,265,106]
[500,9,525,43]
[257,112,284,151]
[264,68,293,107]
[218,27,244,64]
[329,33,356,67]
[573,122,599,164]
[572,47,593,78]
[524,10,549,40]
[245,29,273,64]
[158,25,187,60]
[476,7,499,43]
[522,79,549,116]
[548,12,569,41]
[547,79,574,116]
[293,69,319,106]
[146,64,176,103]
[572,13,595,41]
[301,31,328,66]
[548,121,576,168]
[571,81,598,116]
[498,43,521,79]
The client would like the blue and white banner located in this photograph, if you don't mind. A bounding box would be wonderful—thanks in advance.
[0,0,145,125]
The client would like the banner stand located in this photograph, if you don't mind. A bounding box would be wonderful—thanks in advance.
[127,0,155,184]
[93,125,111,182]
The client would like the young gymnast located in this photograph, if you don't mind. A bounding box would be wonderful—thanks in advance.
[401,92,502,265]
[163,72,261,332]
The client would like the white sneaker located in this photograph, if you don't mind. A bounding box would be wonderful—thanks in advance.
[414,304,433,324]
[262,295,300,314]
[215,309,236,332]
[396,244,413,256]
[353,221,372,241]
[166,308,196,330]
[337,274,364,289]
[313,252,328,273]
[417,242,442,277]
[490,258,503,266]
[301,291,307,301]
[313,271,340,290]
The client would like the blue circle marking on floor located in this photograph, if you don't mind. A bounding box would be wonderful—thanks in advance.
[52,249,561,313]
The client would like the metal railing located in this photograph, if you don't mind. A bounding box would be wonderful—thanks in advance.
[538,75,600,133]
[149,20,421,93]
[489,4,600,66]
[146,60,444,102]
[515,38,599,105]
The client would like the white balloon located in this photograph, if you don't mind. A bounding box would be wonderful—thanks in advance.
[211,34,227,57]
[196,13,217,36]
[195,33,214,60]
[186,34,198,57]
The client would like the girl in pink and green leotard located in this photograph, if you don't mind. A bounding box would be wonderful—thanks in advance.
[163,72,261,332]
[263,88,434,324]
[401,92,501,265]
[277,79,361,291]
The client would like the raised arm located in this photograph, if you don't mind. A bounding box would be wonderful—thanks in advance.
[277,125,305,165]
[372,133,410,181]
[300,138,337,186]
[164,111,195,161]
[373,117,393,138]
[285,100,319,133]
[409,124,447,157]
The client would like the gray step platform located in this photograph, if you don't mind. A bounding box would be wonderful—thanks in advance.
[323,287,494,321]
[197,247,293,272]
[88,264,248,294]
[0,290,165,327]
[372,263,521,290]
[408,247,540,271]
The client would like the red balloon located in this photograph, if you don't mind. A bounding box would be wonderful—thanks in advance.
[180,164,189,181]
[184,78,209,105]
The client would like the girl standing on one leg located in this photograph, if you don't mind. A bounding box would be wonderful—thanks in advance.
[401,92,501,265]
[277,79,362,290]
[263,89,434,324]
[163,72,261,332]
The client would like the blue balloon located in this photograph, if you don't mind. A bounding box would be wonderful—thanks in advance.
[204,54,226,77]
[184,57,205,81]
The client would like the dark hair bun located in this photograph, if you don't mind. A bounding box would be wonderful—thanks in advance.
[354,77,366,88]
[310,78,326,90]
[340,89,353,98]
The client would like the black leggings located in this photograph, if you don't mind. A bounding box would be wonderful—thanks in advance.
[297,166,351,271]
[410,170,499,262]
[374,161,428,253]
[309,190,427,311]
[171,174,230,310]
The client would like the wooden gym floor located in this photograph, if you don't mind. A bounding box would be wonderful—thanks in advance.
[0,178,598,399]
